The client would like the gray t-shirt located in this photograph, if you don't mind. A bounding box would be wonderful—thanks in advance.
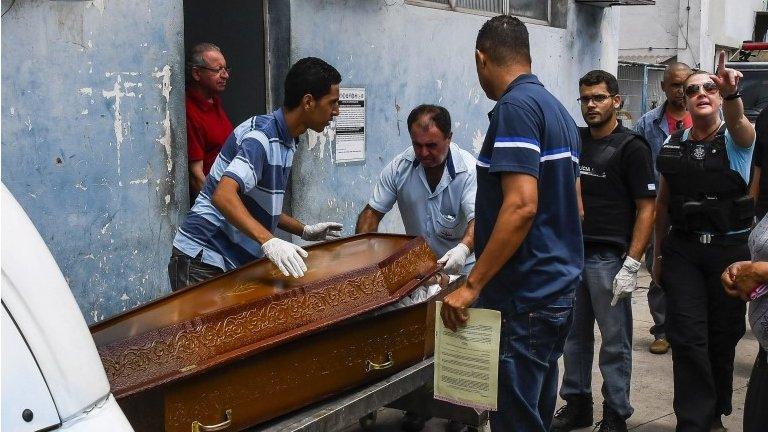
[748,215,768,349]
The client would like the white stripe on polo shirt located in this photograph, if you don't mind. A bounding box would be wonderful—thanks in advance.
[494,141,541,152]
[540,151,573,162]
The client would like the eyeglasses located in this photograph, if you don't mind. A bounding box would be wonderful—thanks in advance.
[577,94,616,105]
[684,82,718,97]
[195,65,231,75]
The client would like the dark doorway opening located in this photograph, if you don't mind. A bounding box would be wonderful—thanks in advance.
[183,0,267,125]
[755,12,768,43]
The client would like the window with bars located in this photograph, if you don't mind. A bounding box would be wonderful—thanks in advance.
[406,0,552,24]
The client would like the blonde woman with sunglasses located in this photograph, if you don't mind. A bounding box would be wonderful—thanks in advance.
[652,51,757,432]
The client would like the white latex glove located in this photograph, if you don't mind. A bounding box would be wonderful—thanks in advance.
[262,238,308,278]
[301,222,343,241]
[437,243,471,275]
[611,256,642,306]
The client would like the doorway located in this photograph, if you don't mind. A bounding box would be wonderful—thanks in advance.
[183,0,268,125]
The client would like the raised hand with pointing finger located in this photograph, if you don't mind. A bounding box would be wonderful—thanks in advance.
[709,50,742,97]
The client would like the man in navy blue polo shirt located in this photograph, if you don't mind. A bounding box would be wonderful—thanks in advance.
[441,16,583,432]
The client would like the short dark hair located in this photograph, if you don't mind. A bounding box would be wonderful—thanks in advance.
[579,70,620,95]
[283,57,342,109]
[407,105,452,138]
[476,15,531,65]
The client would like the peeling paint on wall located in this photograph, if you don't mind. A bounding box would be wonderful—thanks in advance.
[153,65,173,173]
[471,129,485,155]
[2,0,187,324]
[305,120,336,161]
[88,0,105,14]
[102,74,135,183]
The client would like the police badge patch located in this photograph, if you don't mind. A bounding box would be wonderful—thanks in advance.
[692,144,706,160]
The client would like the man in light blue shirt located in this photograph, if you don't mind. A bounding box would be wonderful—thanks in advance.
[356,104,476,275]
[356,103,476,432]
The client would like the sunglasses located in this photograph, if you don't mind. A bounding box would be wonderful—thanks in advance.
[684,82,718,97]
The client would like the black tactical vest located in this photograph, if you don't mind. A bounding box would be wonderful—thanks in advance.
[656,126,754,233]
[580,129,647,247]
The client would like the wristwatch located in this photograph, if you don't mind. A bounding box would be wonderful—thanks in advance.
[724,91,742,101]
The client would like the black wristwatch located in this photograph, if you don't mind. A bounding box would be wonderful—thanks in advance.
[724,91,742,101]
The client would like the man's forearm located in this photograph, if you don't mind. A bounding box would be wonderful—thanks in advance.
[278,214,305,237]
[460,219,475,251]
[467,205,535,291]
[627,203,655,260]
[189,161,206,197]
[355,206,383,234]
[576,178,584,221]
[212,179,275,245]
[653,203,669,258]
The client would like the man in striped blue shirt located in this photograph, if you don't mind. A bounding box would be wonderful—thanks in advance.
[169,57,344,290]
[440,16,583,432]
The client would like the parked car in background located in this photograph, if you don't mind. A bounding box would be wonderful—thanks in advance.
[727,42,768,123]
[1,184,134,432]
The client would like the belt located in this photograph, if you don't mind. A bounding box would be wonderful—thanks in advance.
[671,229,748,245]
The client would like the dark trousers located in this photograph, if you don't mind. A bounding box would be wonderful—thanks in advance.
[167,247,223,291]
[480,293,575,432]
[660,233,748,431]
[644,242,667,338]
[744,348,768,432]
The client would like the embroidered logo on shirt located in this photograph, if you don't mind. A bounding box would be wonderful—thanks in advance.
[692,145,706,160]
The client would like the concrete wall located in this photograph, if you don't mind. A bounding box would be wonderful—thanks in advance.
[1,0,187,323]
[619,0,680,63]
[709,0,766,50]
[288,0,619,237]
[620,0,767,68]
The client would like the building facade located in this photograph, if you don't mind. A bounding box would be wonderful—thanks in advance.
[2,0,621,323]
[619,0,768,70]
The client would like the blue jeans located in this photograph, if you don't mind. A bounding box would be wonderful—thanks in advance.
[560,244,634,419]
[484,293,575,432]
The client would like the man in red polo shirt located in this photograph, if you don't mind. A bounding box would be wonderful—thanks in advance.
[185,42,234,198]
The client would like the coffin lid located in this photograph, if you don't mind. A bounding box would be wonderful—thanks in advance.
[91,234,438,398]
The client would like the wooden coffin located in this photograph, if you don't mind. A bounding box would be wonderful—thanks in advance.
[90,234,440,431]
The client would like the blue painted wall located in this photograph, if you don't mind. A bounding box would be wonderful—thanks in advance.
[1,0,187,323]
[0,0,617,324]
[288,0,618,237]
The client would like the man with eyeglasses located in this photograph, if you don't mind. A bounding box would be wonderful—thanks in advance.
[185,42,234,199]
[551,70,656,432]
[633,62,693,355]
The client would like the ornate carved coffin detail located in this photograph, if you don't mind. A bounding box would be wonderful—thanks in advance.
[91,234,438,400]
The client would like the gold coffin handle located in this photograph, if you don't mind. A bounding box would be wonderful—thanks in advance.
[365,352,394,372]
[191,409,233,432]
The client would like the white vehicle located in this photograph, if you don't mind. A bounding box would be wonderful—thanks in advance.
[1,184,134,431]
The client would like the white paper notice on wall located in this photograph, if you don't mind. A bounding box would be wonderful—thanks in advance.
[334,87,366,163]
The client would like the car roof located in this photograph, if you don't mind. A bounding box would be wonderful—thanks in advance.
[1,184,111,420]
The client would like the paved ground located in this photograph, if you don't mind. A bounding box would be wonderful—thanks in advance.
[344,270,759,431]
